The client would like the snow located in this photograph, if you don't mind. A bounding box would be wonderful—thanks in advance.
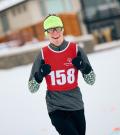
[0,40,49,57]
[94,40,120,52]
[0,47,120,135]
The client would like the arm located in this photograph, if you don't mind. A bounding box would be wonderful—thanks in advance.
[28,50,43,93]
[28,49,51,93]
[72,45,96,85]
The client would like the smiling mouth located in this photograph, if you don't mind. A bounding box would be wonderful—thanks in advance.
[52,36,60,39]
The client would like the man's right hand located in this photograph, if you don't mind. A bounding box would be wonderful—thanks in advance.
[34,59,51,83]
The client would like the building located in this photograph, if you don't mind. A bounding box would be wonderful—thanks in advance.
[0,0,81,37]
[80,0,120,43]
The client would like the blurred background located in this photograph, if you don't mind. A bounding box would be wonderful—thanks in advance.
[0,0,120,68]
[0,0,120,135]
[1,0,120,44]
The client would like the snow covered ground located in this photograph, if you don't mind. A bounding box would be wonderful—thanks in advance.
[0,47,120,135]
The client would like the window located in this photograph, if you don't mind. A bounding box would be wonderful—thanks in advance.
[11,4,27,16]
[46,0,64,14]
[12,8,16,16]
[17,6,22,14]
[23,4,27,11]
[0,13,10,32]
[63,0,73,11]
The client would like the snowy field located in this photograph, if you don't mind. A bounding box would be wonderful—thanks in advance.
[0,47,120,135]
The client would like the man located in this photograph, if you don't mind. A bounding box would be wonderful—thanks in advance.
[28,14,96,135]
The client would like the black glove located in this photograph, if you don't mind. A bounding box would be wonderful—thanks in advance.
[72,52,92,74]
[34,59,51,83]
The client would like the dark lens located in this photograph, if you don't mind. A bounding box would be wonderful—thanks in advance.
[47,28,54,33]
[56,27,62,32]
[46,27,62,33]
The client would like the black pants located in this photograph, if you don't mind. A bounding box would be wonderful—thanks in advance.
[49,109,86,135]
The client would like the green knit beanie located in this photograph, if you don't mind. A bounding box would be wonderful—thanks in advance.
[43,15,63,30]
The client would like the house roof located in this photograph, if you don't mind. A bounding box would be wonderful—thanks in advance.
[0,0,27,12]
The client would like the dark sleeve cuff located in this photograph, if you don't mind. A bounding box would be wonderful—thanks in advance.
[82,63,92,74]
[34,72,43,83]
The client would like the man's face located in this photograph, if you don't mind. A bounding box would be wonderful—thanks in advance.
[46,27,64,46]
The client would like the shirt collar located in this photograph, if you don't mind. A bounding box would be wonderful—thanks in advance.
[49,40,68,51]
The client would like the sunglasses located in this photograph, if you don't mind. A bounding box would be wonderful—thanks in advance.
[45,27,63,33]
